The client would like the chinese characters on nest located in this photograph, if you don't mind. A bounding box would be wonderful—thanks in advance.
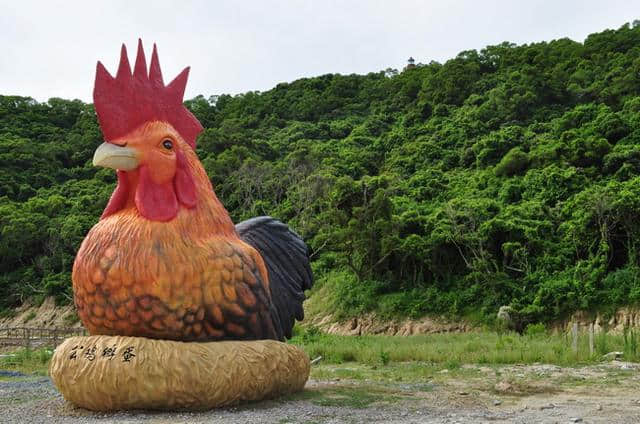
[69,344,136,363]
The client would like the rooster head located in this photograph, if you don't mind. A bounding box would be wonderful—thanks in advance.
[92,40,203,222]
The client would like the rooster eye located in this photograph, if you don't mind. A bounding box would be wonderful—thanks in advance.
[162,140,173,150]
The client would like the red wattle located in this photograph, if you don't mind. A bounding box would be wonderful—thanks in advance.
[135,166,179,221]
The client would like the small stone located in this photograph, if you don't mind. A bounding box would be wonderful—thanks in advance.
[493,400,502,406]
[458,391,469,395]
[602,351,623,360]
[494,381,513,392]
[539,403,555,410]
[570,418,583,423]
[439,369,449,373]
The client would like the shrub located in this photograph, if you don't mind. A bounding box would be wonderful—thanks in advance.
[525,323,547,337]
[495,147,530,177]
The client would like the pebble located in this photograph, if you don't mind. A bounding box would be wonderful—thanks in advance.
[570,418,583,423]
[539,403,555,410]
[494,381,513,392]
[602,351,623,360]
[596,404,603,411]
[493,400,502,406]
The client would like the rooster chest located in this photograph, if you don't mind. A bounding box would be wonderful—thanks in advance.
[72,237,274,341]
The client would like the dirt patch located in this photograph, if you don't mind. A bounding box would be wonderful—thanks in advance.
[309,313,472,336]
[2,362,640,423]
[555,306,640,333]
[0,298,82,329]
[309,307,640,336]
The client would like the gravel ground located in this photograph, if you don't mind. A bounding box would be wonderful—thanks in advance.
[2,367,640,424]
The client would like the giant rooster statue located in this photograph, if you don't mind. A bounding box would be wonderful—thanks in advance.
[74,40,312,342]
[49,41,313,411]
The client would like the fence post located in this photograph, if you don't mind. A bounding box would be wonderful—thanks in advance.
[589,323,594,356]
[572,322,578,354]
[24,328,31,350]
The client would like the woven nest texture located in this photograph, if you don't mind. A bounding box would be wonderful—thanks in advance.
[49,335,310,411]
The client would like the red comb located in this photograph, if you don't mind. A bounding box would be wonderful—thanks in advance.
[93,39,203,149]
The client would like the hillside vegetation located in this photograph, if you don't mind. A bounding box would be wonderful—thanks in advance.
[3,23,640,326]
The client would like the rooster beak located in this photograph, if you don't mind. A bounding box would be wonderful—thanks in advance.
[93,142,139,171]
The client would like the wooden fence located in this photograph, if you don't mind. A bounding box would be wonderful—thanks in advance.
[0,327,87,349]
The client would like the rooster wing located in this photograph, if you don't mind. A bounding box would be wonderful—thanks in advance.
[236,216,313,340]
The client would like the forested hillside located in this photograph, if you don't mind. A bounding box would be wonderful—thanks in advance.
[3,23,640,325]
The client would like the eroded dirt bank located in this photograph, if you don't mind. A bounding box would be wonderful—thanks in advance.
[0,297,81,329]
[309,308,640,336]
[4,297,640,338]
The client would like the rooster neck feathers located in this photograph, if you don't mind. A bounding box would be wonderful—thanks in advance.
[99,142,236,238]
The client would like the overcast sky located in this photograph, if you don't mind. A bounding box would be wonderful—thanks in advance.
[2,0,639,103]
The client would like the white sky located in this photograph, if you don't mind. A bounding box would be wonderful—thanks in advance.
[1,0,639,103]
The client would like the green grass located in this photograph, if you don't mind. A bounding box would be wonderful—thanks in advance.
[0,308,16,319]
[0,348,52,376]
[290,325,640,366]
[63,311,80,326]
